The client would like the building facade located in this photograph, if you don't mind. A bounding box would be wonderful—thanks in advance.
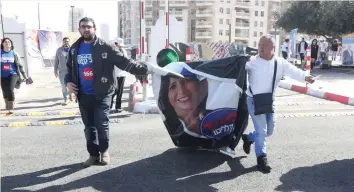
[68,7,85,32]
[118,0,288,47]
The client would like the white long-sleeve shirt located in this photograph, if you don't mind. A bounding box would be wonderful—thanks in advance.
[114,48,128,77]
[246,55,306,97]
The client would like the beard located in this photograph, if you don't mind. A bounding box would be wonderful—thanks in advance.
[81,33,95,41]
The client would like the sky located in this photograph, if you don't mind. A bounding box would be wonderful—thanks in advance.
[1,0,119,38]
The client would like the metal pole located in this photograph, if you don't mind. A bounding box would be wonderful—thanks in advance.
[0,0,4,38]
[71,6,74,32]
[37,3,41,29]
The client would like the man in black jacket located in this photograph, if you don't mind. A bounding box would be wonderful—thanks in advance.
[65,17,149,167]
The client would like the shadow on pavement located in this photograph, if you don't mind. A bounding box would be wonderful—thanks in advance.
[15,103,62,111]
[1,163,83,191]
[2,149,256,192]
[275,158,354,192]
[17,98,63,104]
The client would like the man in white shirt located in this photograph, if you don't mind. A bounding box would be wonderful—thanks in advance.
[281,39,289,60]
[111,38,128,112]
[241,35,315,173]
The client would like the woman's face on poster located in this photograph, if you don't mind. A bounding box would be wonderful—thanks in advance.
[168,77,199,114]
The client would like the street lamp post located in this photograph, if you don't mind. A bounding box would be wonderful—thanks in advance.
[38,3,41,29]
[70,6,74,32]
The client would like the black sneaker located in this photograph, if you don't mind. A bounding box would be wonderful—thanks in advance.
[242,134,253,154]
[257,155,272,173]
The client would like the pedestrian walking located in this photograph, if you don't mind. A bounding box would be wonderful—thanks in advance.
[297,37,308,64]
[110,38,128,113]
[241,35,315,173]
[65,17,150,167]
[54,37,72,105]
[310,39,319,72]
[1,37,29,114]
[331,40,339,61]
[281,38,289,60]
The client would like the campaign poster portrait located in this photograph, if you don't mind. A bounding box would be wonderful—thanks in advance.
[341,36,354,66]
[37,30,62,59]
[151,56,249,149]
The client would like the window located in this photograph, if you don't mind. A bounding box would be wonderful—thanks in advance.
[254,31,257,37]
[226,30,230,36]
[219,8,223,13]
[255,11,258,16]
[261,1,265,6]
[253,41,257,47]
[219,18,223,24]
[261,11,264,17]
[227,0,230,3]
[226,19,230,25]
[260,21,264,27]
[227,8,230,14]
[260,32,263,36]
[254,21,258,27]
[219,29,223,35]
[255,0,259,5]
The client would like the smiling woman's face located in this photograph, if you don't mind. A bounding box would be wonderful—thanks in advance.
[167,77,199,115]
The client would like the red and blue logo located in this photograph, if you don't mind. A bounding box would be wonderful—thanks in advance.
[200,108,238,140]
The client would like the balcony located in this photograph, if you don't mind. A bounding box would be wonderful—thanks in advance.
[196,20,213,28]
[235,33,249,39]
[235,22,249,27]
[195,32,213,39]
[160,0,189,7]
[196,10,213,17]
[195,0,213,6]
[235,11,251,18]
[235,1,251,7]
[145,1,153,7]
[170,10,183,16]
[145,12,153,18]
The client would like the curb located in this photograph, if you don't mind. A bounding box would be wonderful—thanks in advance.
[0,119,123,128]
[2,111,354,128]
[278,80,354,106]
[0,110,130,117]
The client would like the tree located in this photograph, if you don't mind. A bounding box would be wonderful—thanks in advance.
[276,1,354,41]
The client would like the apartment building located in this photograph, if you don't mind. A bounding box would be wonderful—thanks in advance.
[118,0,286,47]
[68,7,85,32]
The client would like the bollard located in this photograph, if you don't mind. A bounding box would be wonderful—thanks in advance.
[186,47,191,62]
[305,46,311,76]
[142,79,148,101]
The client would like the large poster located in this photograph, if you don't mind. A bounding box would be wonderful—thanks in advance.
[189,42,247,61]
[151,56,249,149]
[341,34,354,66]
[37,30,62,59]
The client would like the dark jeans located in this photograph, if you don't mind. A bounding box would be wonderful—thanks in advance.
[78,94,111,157]
[1,74,19,101]
[320,52,326,61]
[111,77,125,109]
[282,51,288,60]
[299,53,305,63]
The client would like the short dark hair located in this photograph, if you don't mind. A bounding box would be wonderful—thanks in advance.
[1,37,14,50]
[63,37,70,41]
[79,17,96,28]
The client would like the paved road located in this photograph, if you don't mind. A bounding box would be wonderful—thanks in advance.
[1,85,353,191]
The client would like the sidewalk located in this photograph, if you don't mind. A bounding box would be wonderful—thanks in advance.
[280,68,354,105]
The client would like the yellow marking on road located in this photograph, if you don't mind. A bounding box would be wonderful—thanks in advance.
[7,122,30,127]
[45,121,66,126]
[59,111,78,116]
[28,112,46,116]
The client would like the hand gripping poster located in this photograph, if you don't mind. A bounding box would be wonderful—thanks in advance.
[151,48,249,151]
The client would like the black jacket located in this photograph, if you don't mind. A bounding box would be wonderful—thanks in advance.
[64,36,148,99]
[298,41,308,53]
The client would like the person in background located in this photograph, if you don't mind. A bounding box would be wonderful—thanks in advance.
[297,38,308,64]
[310,39,319,72]
[54,37,72,105]
[1,37,28,114]
[111,38,128,113]
[65,17,150,167]
[331,40,338,61]
[319,39,328,62]
[281,38,289,60]
[242,35,315,173]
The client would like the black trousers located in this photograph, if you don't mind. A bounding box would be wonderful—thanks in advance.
[78,94,111,157]
[1,74,19,101]
[282,51,288,60]
[111,77,125,110]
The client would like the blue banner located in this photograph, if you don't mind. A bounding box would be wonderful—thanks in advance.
[289,29,297,58]
[341,37,354,66]
[37,30,62,59]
